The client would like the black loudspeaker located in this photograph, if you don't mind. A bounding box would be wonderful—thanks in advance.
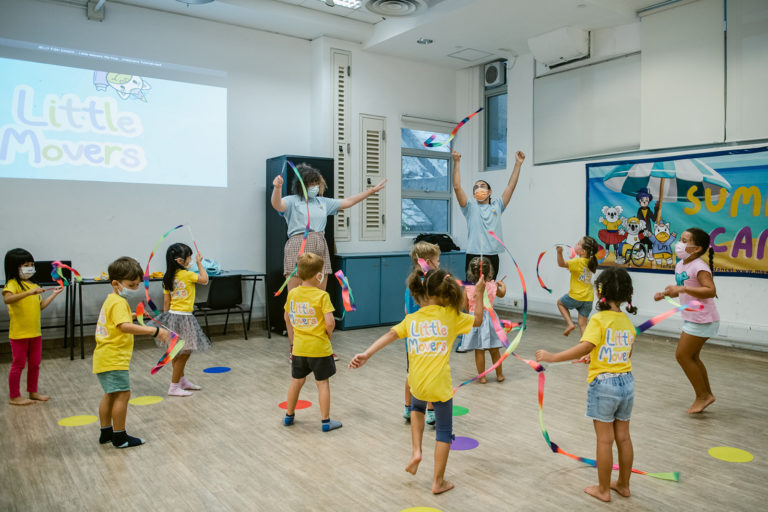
[265,155,335,335]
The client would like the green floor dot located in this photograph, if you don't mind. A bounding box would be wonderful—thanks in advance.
[453,405,469,416]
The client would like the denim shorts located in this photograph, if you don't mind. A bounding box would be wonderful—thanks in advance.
[560,293,592,318]
[682,320,719,339]
[586,372,634,422]
[96,370,130,394]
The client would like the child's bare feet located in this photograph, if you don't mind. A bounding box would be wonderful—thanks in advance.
[584,485,611,502]
[610,480,631,497]
[432,479,454,494]
[478,376,487,384]
[405,452,422,475]
[29,392,49,401]
[564,324,576,336]
[9,397,34,406]
[496,374,505,383]
[687,394,716,413]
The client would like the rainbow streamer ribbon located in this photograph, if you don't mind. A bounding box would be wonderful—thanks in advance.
[635,298,703,335]
[423,107,483,148]
[50,261,83,287]
[535,244,576,294]
[136,302,186,374]
[274,161,310,297]
[334,270,357,314]
[143,224,185,314]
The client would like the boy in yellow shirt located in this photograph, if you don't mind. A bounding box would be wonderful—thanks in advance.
[94,257,170,448]
[282,253,341,432]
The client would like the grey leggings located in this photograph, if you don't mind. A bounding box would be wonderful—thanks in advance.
[411,396,454,443]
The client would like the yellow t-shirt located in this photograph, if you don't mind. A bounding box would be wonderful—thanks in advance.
[93,293,134,374]
[2,279,42,339]
[163,270,199,312]
[284,286,335,357]
[567,257,594,302]
[582,310,634,383]
[393,305,475,403]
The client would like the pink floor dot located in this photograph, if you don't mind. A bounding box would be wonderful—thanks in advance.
[278,400,312,410]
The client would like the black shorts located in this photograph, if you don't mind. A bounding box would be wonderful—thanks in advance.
[291,355,336,381]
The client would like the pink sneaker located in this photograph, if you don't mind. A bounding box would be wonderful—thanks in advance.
[180,376,201,391]
[168,383,192,397]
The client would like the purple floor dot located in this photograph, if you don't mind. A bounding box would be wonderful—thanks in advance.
[451,436,479,451]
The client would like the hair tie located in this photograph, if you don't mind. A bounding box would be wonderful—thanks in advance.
[600,297,606,303]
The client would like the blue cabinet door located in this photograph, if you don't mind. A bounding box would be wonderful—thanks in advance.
[342,258,381,328]
[380,255,412,324]
[441,252,467,280]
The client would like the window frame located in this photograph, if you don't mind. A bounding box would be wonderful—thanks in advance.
[400,129,453,237]
[484,83,508,171]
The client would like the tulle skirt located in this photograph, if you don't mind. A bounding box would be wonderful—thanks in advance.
[458,311,503,351]
[151,311,211,353]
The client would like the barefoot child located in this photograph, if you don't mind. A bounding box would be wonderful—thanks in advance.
[349,268,484,494]
[457,256,506,383]
[654,227,718,414]
[536,267,637,503]
[556,236,599,337]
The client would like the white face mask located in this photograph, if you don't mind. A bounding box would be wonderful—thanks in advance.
[19,266,35,279]
[316,272,325,284]
[308,186,320,198]
[674,242,689,259]
[117,284,144,300]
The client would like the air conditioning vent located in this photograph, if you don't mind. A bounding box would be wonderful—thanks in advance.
[365,0,427,16]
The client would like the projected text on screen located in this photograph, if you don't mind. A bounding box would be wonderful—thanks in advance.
[0,57,227,186]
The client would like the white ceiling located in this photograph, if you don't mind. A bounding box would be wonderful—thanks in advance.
[102,0,663,67]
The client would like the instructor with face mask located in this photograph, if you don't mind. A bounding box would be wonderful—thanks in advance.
[271,163,386,292]
[451,149,526,275]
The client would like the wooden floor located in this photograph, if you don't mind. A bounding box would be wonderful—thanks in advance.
[1,316,766,512]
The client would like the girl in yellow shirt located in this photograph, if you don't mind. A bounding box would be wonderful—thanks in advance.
[349,267,484,495]
[3,248,63,406]
[556,236,599,337]
[151,243,210,397]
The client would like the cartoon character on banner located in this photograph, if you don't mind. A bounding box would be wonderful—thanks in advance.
[644,220,677,267]
[635,187,659,252]
[598,205,627,264]
[620,217,647,266]
[93,71,151,102]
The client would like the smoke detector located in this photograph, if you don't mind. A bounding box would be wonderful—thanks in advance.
[365,0,427,16]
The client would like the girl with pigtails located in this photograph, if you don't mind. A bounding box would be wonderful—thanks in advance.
[654,227,719,414]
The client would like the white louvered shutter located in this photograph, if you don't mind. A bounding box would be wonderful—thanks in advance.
[359,114,386,241]
[332,49,351,241]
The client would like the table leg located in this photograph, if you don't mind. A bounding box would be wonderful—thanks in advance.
[79,283,84,359]
[68,286,74,360]
[64,285,69,350]
[264,277,271,339]
[247,276,255,332]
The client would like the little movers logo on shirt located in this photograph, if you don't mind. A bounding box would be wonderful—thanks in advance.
[407,320,450,356]
[289,301,318,328]
[597,327,633,364]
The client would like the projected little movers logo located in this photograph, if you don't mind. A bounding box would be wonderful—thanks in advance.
[0,85,146,171]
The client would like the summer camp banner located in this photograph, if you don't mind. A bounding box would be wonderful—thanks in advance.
[586,146,768,278]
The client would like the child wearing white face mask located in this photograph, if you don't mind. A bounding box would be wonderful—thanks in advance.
[282,252,342,432]
[654,227,719,414]
[3,248,63,405]
[94,257,171,448]
[151,243,210,397]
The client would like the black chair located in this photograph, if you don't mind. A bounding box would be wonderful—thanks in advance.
[194,275,248,340]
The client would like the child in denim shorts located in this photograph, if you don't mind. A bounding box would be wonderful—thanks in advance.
[537,267,637,503]
[555,236,599,337]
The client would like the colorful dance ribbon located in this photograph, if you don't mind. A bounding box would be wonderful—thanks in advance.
[423,107,483,148]
[635,298,703,335]
[187,225,200,255]
[50,261,82,287]
[136,302,187,374]
[274,160,311,297]
[535,244,576,294]
[334,270,357,313]
[416,258,430,274]
[144,224,185,314]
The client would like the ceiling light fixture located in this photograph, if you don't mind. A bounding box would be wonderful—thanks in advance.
[417,38,433,45]
[176,0,215,5]
[320,0,362,8]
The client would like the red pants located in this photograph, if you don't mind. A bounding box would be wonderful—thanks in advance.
[8,336,42,398]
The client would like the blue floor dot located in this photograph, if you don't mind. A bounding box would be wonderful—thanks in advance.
[203,366,231,374]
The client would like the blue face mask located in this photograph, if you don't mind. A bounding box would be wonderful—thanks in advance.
[117,283,144,300]
[308,186,320,198]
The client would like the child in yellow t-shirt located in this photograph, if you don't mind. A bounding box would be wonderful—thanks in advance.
[536,267,637,503]
[556,236,599,337]
[150,243,210,397]
[94,257,171,448]
[349,267,484,495]
[282,252,340,432]
[3,248,63,406]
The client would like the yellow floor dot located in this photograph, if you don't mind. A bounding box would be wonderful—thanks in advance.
[129,396,164,406]
[708,446,754,463]
[58,415,98,427]
[401,508,442,512]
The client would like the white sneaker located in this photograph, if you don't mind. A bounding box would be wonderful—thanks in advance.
[168,383,192,397]
[180,376,201,391]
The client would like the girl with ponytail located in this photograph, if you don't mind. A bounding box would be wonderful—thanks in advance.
[653,227,719,414]
[556,236,599,337]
